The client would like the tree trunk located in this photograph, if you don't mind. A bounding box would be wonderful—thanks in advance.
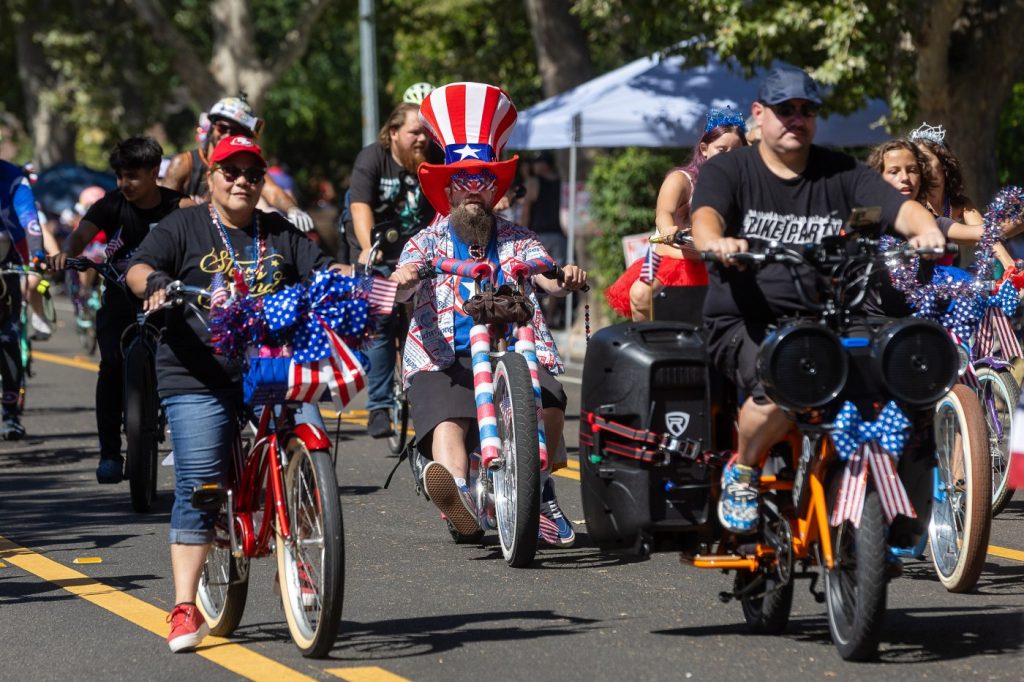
[12,7,77,166]
[522,0,593,97]
[915,0,1024,204]
[129,0,331,111]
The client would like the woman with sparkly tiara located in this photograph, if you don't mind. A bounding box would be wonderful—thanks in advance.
[908,122,1016,269]
[605,107,748,320]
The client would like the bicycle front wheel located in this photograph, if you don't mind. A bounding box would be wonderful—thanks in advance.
[930,384,991,592]
[823,471,888,662]
[976,367,1018,515]
[491,353,540,568]
[197,513,250,636]
[276,438,344,658]
[124,342,159,513]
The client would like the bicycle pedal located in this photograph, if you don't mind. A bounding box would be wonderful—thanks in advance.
[190,484,229,512]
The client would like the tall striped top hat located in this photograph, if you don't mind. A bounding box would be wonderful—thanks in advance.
[417,82,519,215]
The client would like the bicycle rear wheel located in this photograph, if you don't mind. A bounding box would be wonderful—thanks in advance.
[976,367,1018,515]
[823,469,888,661]
[124,341,159,513]
[387,361,408,454]
[197,513,250,636]
[930,384,991,592]
[491,352,540,568]
[276,438,344,658]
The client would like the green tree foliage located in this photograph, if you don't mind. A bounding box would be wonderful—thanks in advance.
[587,147,677,320]
[998,83,1024,186]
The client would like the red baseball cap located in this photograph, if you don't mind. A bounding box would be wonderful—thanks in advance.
[209,135,267,167]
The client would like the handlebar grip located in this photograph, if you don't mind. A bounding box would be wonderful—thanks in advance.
[508,261,531,281]
[431,257,494,280]
[538,266,591,292]
[416,265,436,280]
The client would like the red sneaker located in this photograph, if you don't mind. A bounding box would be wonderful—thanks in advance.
[166,603,209,653]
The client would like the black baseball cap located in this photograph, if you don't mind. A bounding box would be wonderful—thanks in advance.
[757,67,823,105]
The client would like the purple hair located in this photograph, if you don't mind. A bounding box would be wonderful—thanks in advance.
[679,124,749,183]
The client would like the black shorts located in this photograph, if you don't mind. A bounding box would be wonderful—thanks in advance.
[408,355,567,458]
[705,317,770,404]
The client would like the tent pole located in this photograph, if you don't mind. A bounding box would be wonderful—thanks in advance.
[564,113,580,365]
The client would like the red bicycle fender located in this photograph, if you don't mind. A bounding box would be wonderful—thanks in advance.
[292,422,330,451]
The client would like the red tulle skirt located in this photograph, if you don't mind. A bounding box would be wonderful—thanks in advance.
[604,256,709,319]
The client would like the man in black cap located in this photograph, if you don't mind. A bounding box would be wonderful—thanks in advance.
[691,66,947,534]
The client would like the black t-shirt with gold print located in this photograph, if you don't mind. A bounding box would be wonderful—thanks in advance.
[130,204,334,397]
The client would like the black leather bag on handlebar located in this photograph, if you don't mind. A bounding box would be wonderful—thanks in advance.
[463,284,534,326]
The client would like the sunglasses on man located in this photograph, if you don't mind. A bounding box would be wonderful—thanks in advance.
[214,163,266,184]
[764,101,821,119]
[211,120,248,137]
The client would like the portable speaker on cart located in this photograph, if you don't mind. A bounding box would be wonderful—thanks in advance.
[578,320,732,554]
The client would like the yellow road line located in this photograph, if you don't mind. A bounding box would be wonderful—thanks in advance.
[32,350,99,372]
[0,535,316,681]
[554,468,580,481]
[326,667,413,682]
[988,544,1024,562]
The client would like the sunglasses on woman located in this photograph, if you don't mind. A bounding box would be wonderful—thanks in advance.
[214,164,266,184]
[766,101,821,119]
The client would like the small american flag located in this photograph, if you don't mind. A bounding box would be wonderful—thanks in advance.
[538,513,560,546]
[365,276,398,316]
[867,444,915,523]
[639,247,661,284]
[831,445,868,527]
[286,322,367,410]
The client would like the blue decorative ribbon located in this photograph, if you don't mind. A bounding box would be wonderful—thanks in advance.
[941,295,984,341]
[262,270,370,364]
[986,280,1019,317]
[831,400,911,461]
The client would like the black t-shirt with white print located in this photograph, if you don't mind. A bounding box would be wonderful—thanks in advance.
[130,205,335,398]
[691,143,907,324]
[82,187,186,274]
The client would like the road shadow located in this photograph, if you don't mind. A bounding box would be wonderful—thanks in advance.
[899,558,1024,596]
[653,604,1023,663]
[0,571,163,606]
[206,610,602,660]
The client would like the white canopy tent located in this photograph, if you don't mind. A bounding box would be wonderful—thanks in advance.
[508,50,891,335]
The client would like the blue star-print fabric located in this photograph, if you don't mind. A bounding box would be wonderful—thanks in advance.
[451,229,505,352]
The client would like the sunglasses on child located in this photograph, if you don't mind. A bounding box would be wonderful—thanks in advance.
[213,164,266,184]
[765,101,821,119]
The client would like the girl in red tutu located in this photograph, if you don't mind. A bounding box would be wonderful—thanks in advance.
[606,108,748,320]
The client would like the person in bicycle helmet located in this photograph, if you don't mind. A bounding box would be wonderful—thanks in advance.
[390,83,587,548]
[402,81,434,104]
[161,95,316,233]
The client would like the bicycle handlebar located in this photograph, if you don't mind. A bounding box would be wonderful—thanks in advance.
[430,257,494,280]
[537,265,591,292]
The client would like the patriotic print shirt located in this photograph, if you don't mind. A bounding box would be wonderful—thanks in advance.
[130,205,334,397]
[397,215,564,388]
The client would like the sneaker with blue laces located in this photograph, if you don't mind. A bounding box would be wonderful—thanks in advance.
[538,478,575,547]
[718,459,761,535]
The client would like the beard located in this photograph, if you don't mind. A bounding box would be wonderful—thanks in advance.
[394,143,427,172]
[450,199,495,246]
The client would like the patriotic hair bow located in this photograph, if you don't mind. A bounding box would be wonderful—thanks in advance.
[262,271,370,363]
[832,400,911,461]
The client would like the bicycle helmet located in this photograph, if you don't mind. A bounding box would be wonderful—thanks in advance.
[402,82,434,105]
[208,95,264,138]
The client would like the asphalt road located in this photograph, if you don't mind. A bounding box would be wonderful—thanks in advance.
[1,310,1022,681]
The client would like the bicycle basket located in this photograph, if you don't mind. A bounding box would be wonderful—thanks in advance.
[243,353,294,406]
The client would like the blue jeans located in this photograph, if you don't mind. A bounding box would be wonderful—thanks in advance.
[163,393,238,545]
[164,394,328,544]
[364,263,397,412]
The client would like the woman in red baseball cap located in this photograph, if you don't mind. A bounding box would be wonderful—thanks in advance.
[124,135,351,653]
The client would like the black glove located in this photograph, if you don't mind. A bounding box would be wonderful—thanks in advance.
[144,270,175,299]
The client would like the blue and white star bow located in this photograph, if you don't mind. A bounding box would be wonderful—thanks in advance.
[986,279,1019,317]
[262,270,370,364]
[941,295,984,342]
[831,400,911,461]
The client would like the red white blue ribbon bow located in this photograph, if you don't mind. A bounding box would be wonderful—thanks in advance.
[975,280,1022,359]
[830,400,916,527]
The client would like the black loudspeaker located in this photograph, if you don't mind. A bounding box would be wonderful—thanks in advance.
[578,321,731,553]
[652,285,706,325]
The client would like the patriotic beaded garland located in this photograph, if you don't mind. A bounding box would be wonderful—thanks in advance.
[208,203,266,296]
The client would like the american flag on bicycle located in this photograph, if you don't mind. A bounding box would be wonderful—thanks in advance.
[639,247,661,284]
[360,276,398,316]
[285,320,367,410]
[209,272,230,309]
